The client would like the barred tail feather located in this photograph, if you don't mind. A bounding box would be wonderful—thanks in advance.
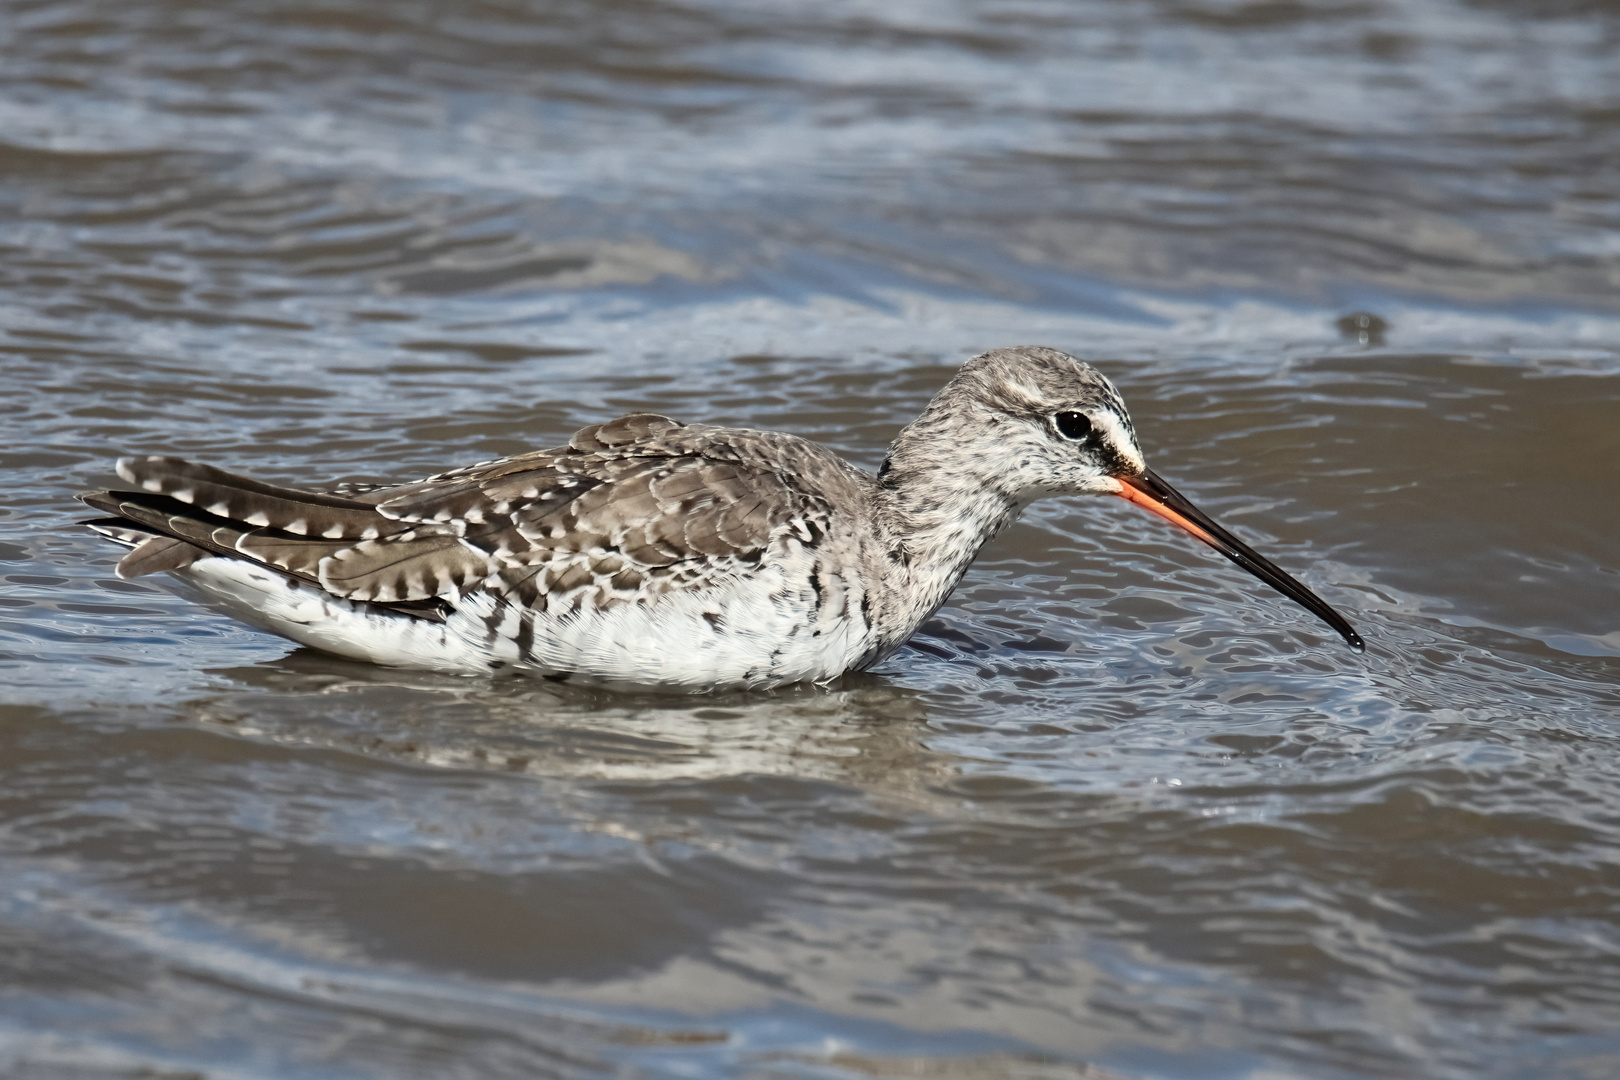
[78,457,489,613]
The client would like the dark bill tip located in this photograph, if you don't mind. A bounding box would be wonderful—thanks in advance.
[1114,469,1365,653]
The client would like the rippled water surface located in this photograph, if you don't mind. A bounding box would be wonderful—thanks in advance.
[3,1,1620,1077]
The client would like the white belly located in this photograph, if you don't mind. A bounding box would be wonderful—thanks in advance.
[170,548,876,692]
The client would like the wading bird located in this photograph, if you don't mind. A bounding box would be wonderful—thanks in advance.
[80,346,1363,690]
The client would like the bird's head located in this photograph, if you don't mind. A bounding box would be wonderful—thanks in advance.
[895,345,1364,651]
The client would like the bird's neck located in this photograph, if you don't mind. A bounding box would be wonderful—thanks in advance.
[868,408,1027,639]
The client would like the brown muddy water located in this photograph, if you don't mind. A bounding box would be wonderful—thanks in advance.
[3,1,1619,1078]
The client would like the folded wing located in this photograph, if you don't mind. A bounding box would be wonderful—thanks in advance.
[78,414,840,621]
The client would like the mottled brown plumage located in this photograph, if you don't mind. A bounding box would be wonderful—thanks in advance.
[85,413,860,615]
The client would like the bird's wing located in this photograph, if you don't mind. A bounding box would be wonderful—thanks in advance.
[375,414,838,612]
[78,414,847,617]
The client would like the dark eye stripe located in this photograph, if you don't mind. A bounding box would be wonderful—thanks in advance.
[1054,411,1092,441]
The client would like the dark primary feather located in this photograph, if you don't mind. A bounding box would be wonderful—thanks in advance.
[115,456,384,535]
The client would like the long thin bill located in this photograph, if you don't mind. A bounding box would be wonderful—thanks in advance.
[1114,469,1365,652]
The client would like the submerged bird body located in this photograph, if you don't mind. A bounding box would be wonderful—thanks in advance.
[79,347,1362,690]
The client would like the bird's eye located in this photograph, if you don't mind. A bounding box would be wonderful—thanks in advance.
[1053,411,1093,441]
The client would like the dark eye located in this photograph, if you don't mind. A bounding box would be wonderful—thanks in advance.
[1053,411,1093,441]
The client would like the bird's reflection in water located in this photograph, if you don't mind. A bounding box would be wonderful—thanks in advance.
[197,647,956,797]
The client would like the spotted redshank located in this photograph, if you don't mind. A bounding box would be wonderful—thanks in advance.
[78,346,1363,689]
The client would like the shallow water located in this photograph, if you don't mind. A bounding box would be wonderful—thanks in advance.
[3,1,1619,1077]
